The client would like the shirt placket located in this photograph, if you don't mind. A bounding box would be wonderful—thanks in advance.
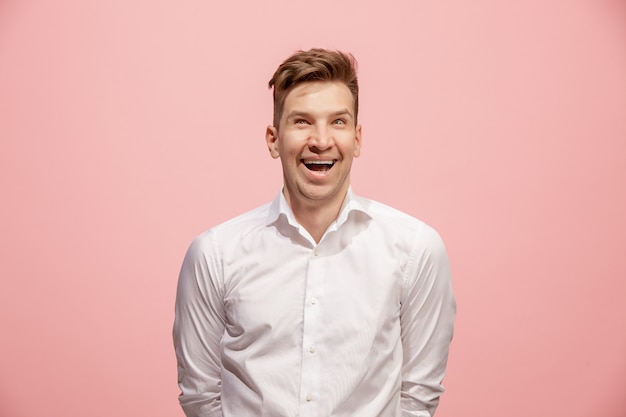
[298,244,325,417]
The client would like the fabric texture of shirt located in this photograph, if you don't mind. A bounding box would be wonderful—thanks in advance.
[173,189,456,417]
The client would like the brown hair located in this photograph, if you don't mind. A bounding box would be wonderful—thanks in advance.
[268,48,359,128]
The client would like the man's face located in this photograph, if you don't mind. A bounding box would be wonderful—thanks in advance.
[266,81,362,209]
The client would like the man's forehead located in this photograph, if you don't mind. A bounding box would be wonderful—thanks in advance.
[287,80,351,98]
[283,81,355,112]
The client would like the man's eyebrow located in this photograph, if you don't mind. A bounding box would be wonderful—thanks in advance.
[285,111,312,119]
[286,109,354,119]
[331,109,354,119]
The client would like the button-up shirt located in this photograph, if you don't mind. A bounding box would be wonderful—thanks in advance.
[173,189,456,417]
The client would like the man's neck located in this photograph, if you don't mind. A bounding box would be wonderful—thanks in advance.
[285,190,348,244]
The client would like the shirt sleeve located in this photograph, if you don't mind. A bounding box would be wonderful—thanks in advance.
[173,230,225,417]
[399,225,456,417]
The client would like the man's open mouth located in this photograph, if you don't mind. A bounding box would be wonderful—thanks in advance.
[303,160,336,172]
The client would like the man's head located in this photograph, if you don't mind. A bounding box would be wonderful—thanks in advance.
[265,48,362,213]
[268,48,359,129]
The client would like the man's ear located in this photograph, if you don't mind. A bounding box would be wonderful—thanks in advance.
[353,124,362,158]
[266,126,280,159]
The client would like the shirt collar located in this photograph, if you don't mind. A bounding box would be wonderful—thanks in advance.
[266,187,371,231]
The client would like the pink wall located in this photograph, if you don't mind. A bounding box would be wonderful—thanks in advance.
[1,1,625,416]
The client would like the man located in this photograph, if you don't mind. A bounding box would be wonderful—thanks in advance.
[173,48,456,417]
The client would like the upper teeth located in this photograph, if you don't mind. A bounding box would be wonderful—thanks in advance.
[305,160,334,165]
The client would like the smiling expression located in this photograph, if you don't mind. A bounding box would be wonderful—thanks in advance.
[266,81,362,211]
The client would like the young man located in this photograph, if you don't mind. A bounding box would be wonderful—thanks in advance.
[173,49,456,417]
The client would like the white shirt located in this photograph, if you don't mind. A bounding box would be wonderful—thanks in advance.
[173,189,456,417]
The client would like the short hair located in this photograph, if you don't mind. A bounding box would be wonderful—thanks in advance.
[268,48,359,128]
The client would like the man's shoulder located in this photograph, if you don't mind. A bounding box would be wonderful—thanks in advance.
[184,202,272,265]
[357,195,426,229]
[189,202,270,244]
[355,195,444,246]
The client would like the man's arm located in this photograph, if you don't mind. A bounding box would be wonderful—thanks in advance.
[173,230,225,417]
[400,225,456,417]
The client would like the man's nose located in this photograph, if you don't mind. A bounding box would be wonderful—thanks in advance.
[308,124,333,151]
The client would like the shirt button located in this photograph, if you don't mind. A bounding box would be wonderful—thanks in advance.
[310,297,318,305]
[306,393,313,402]
[313,248,319,256]
[309,345,316,353]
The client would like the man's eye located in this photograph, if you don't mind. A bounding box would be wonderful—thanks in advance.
[334,119,346,125]
[295,119,309,125]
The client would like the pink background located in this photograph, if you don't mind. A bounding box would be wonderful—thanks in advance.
[1,0,625,416]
